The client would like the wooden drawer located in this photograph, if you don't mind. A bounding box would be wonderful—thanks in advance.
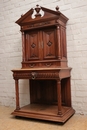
[41,62,57,67]
[22,63,39,68]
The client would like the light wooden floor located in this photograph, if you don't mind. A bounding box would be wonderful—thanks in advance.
[0,106,87,130]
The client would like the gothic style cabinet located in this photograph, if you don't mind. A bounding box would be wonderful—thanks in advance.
[11,5,75,123]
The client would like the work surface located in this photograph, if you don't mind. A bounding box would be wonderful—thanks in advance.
[0,106,87,130]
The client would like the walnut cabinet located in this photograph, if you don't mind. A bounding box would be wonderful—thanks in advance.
[11,5,75,123]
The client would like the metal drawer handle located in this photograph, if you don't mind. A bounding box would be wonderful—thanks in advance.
[29,64,35,68]
[31,72,37,80]
[46,63,52,67]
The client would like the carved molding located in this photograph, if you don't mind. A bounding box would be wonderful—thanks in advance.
[46,53,53,56]
[37,72,59,78]
[13,72,59,79]
[24,21,50,29]
[31,54,37,58]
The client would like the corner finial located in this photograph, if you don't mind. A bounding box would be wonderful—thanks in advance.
[56,6,59,11]
[36,4,39,7]
[21,14,23,17]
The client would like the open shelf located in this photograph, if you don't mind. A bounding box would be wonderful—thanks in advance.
[12,103,75,123]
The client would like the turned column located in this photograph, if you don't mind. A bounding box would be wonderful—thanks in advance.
[57,79,62,115]
[15,79,20,110]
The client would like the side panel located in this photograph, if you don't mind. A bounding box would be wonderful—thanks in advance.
[30,80,57,104]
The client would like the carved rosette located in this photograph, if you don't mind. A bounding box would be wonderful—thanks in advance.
[13,71,59,79]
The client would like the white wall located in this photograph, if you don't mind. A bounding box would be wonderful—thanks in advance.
[0,0,87,115]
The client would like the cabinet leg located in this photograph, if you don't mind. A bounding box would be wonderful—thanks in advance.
[57,79,62,115]
[66,77,71,107]
[15,79,20,110]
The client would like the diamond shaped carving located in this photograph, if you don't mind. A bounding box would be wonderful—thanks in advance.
[47,41,52,47]
[31,43,36,48]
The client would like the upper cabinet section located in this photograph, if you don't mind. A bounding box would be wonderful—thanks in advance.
[25,27,57,61]
[16,5,68,31]
[15,5,69,68]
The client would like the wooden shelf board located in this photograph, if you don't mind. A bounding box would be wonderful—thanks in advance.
[12,104,75,123]
[19,104,69,116]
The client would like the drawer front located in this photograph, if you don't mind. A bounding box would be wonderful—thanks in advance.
[22,62,58,68]
[41,62,57,67]
[22,63,39,68]
[13,71,59,79]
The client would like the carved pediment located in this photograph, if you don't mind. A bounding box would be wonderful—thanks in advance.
[16,5,68,26]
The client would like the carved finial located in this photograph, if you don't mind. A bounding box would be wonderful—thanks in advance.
[56,6,59,11]
[35,5,41,17]
[21,14,23,17]
[36,4,39,8]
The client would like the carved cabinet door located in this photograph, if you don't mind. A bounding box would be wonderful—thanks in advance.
[42,27,57,60]
[25,30,41,60]
[25,27,57,61]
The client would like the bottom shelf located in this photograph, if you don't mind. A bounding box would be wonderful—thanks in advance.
[12,104,75,123]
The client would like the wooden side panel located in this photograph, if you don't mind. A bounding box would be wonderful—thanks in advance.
[42,27,57,60]
[30,78,71,106]
[30,80,57,104]
[61,78,71,107]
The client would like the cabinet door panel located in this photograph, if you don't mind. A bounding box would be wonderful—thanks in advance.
[42,28,57,59]
[25,31,40,60]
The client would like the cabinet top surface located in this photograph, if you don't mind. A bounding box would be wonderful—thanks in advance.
[12,67,71,72]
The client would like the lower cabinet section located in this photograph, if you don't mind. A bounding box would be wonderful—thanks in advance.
[11,68,75,123]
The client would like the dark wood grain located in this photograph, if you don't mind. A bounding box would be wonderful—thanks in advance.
[11,5,75,123]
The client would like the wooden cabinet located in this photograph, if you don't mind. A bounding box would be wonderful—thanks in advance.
[11,5,75,123]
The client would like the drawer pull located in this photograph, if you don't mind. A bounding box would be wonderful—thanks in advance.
[29,64,35,68]
[46,63,51,67]
[31,72,37,80]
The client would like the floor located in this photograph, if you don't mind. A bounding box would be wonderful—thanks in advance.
[0,106,87,130]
